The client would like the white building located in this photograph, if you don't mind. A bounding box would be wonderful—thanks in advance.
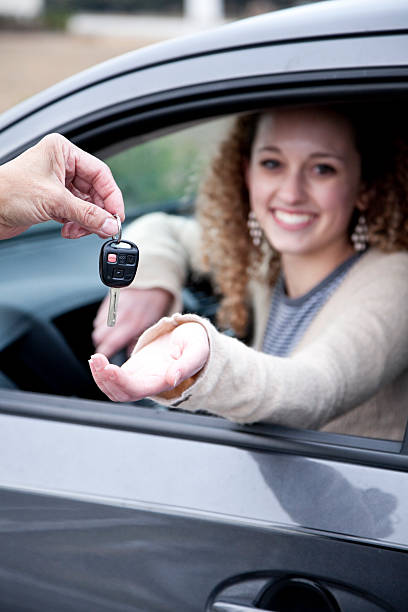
[68,0,226,39]
[0,0,44,18]
[184,0,224,23]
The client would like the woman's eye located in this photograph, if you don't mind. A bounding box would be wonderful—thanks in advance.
[261,159,281,170]
[314,163,336,175]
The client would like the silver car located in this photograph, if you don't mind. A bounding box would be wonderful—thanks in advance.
[0,0,407,610]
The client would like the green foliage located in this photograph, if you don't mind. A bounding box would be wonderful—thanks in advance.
[42,9,71,29]
[107,134,203,211]
[106,120,228,213]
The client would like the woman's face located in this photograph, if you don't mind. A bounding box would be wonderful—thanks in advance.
[246,107,363,258]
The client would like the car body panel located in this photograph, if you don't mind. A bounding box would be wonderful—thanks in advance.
[2,487,406,611]
[1,35,408,161]
[1,401,408,611]
[0,409,406,547]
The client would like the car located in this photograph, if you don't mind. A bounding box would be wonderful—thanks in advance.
[0,0,408,610]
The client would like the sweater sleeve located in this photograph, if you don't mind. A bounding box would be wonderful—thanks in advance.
[133,253,408,429]
[123,213,202,312]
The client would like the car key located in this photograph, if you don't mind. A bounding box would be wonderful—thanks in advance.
[99,215,139,327]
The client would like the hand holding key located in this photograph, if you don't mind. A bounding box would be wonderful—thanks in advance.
[0,133,124,240]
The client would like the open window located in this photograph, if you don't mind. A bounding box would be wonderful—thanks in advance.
[0,65,407,461]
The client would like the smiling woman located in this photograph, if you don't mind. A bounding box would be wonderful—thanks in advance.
[199,104,408,336]
[90,102,408,440]
[244,107,362,297]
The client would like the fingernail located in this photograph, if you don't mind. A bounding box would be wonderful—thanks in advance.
[88,358,99,371]
[101,217,118,235]
[72,228,89,239]
[171,345,181,360]
[63,227,73,239]
[89,355,103,371]
[173,370,182,387]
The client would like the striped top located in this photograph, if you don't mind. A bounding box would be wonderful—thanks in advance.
[262,252,362,357]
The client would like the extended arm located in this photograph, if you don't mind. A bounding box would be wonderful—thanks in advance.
[90,252,408,431]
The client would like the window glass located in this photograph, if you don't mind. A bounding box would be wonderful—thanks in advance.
[106,118,231,212]
[2,108,406,448]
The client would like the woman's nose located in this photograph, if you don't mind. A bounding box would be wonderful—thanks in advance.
[277,171,306,205]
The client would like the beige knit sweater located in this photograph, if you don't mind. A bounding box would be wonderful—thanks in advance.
[125,213,408,441]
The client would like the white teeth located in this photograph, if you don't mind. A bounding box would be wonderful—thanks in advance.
[274,210,313,225]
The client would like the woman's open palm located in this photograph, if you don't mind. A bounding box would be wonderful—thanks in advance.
[89,322,209,402]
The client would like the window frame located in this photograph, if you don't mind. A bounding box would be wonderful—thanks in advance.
[0,388,407,471]
[1,66,408,462]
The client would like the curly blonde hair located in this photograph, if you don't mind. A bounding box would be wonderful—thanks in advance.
[196,104,408,337]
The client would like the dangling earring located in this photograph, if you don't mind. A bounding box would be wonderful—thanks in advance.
[351,214,369,252]
[248,210,263,247]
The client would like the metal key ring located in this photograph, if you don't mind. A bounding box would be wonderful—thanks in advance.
[112,214,122,243]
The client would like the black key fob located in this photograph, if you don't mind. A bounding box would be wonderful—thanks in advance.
[99,239,139,289]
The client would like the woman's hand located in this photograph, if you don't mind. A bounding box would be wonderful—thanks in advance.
[0,133,124,240]
[92,287,173,358]
[89,322,210,402]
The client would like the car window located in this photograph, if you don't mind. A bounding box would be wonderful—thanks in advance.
[1,109,407,449]
[97,106,408,445]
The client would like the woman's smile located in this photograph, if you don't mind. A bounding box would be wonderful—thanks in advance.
[271,208,317,230]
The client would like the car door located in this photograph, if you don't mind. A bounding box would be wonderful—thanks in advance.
[1,391,408,611]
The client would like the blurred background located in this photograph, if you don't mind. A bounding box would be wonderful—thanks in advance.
[0,0,328,114]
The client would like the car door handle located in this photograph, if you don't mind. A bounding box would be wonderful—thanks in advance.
[211,602,277,612]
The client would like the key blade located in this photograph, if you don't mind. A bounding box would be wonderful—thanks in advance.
[107,287,120,327]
